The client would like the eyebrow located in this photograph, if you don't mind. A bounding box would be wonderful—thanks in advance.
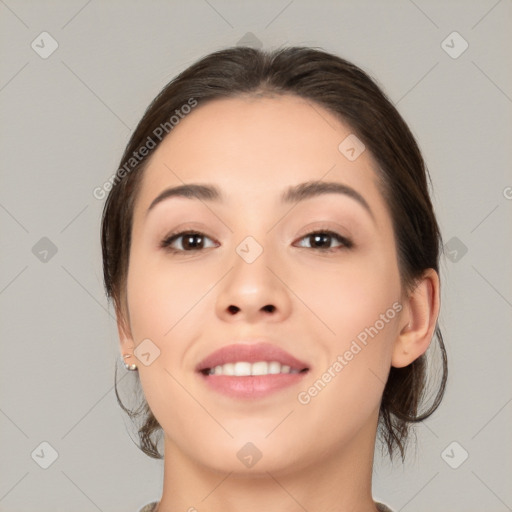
[146,180,374,221]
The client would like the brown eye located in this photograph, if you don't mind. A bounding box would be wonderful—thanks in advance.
[295,230,353,252]
[161,231,216,252]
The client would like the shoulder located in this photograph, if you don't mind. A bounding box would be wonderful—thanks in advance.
[375,502,395,512]
[137,501,392,512]
[137,501,159,512]
[136,501,393,512]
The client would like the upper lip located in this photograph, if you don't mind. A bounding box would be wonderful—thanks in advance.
[196,342,310,373]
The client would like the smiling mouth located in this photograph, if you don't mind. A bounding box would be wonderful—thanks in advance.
[200,361,309,377]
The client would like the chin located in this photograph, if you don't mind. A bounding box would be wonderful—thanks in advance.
[184,436,310,476]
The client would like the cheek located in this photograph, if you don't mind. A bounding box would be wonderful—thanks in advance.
[296,250,401,344]
[297,249,401,412]
[296,269,401,441]
[125,247,212,346]
[124,252,212,441]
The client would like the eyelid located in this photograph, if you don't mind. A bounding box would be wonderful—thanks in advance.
[294,221,353,242]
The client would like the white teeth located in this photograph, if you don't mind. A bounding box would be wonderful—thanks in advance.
[234,362,252,376]
[208,361,301,376]
[268,361,281,374]
[222,363,235,376]
[251,361,268,375]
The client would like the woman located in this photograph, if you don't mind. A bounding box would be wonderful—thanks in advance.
[101,46,447,512]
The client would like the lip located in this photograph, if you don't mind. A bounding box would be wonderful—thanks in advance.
[196,342,310,399]
[196,342,310,372]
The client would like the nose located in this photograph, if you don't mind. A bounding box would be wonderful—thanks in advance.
[214,239,292,324]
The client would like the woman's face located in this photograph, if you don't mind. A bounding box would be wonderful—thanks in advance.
[120,94,406,474]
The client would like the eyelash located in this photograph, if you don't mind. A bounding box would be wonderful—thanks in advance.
[160,227,353,254]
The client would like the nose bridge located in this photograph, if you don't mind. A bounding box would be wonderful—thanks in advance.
[229,200,279,269]
[214,221,291,320]
[230,230,277,290]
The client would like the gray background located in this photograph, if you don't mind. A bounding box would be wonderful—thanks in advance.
[1,1,511,511]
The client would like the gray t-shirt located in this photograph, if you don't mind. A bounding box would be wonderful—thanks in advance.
[138,500,395,511]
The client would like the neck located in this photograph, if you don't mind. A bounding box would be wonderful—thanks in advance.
[156,410,381,512]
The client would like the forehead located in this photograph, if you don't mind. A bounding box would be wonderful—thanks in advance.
[133,95,389,224]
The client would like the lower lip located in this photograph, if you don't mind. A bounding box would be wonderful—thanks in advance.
[199,372,308,399]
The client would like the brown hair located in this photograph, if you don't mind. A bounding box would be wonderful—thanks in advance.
[102,46,447,463]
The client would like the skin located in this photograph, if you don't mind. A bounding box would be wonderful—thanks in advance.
[117,94,440,512]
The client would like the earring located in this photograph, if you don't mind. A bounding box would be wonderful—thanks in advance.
[122,353,138,371]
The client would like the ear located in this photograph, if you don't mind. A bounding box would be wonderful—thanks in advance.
[116,302,135,357]
[392,268,440,368]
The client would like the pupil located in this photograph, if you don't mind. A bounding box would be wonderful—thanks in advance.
[313,234,329,248]
[185,234,202,249]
